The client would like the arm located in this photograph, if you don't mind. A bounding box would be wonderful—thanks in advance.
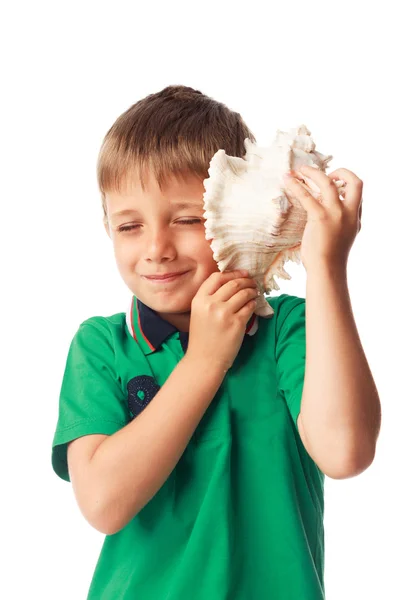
[88,354,226,535]
[299,264,381,479]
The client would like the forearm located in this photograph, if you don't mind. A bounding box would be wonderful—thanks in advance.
[90,354,226,534]
[300,264,381,476]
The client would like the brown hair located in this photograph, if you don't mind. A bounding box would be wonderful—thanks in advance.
[97,85,257,225]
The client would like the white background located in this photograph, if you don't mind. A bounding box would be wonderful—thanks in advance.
[1,1,398,598]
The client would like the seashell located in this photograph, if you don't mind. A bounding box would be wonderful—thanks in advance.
[202,124,346,317]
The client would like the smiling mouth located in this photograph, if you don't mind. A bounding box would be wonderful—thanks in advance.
[143,271,189,283]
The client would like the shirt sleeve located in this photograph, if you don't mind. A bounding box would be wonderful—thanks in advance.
[51,318,130,482]
[275,294,306,432]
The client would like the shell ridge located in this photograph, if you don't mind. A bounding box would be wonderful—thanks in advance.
[202,125,339,316]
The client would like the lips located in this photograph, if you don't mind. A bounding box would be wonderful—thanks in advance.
[143,271,188,280]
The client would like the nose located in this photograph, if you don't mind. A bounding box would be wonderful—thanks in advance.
[145,228,176,262]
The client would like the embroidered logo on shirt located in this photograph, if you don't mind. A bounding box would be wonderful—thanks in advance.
[127,375,160,419]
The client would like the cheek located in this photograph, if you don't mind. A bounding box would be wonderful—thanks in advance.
[193,237,215,259]
[197,240,219,271]
[114,242,138,265]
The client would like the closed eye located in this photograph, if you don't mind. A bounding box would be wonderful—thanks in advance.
[118,219,203,233]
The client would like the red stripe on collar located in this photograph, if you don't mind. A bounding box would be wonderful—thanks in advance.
[129,296,137,342]
[135,297,156,352]
[245,312,256,334]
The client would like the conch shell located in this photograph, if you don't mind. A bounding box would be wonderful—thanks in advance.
[202,125,346,317]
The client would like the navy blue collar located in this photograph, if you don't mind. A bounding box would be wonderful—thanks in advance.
[137,298,183,349]
[125,295,259,355]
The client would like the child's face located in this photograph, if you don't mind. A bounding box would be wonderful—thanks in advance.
[104,170,219,330]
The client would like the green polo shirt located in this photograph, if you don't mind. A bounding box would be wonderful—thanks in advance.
[51,293,325,599]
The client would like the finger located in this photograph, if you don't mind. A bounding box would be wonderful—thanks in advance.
[327,167,361,185]
[326,168,363,210]
[215,277,258,303]
[236,297,258,318]
[226,286,259,313]
[283,173,325,216]
[202,269,249,295]
[298,165,341,209]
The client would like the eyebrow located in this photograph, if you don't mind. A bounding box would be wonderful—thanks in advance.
[110,202,204,220]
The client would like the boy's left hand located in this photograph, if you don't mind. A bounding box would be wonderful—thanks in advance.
[283,165,363,272]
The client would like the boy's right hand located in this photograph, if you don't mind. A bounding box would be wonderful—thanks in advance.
[186,269,259,373]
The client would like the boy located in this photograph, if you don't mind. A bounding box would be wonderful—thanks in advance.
[51,85,381,599]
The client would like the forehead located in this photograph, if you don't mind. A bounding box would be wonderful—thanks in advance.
[106,171,206,221]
